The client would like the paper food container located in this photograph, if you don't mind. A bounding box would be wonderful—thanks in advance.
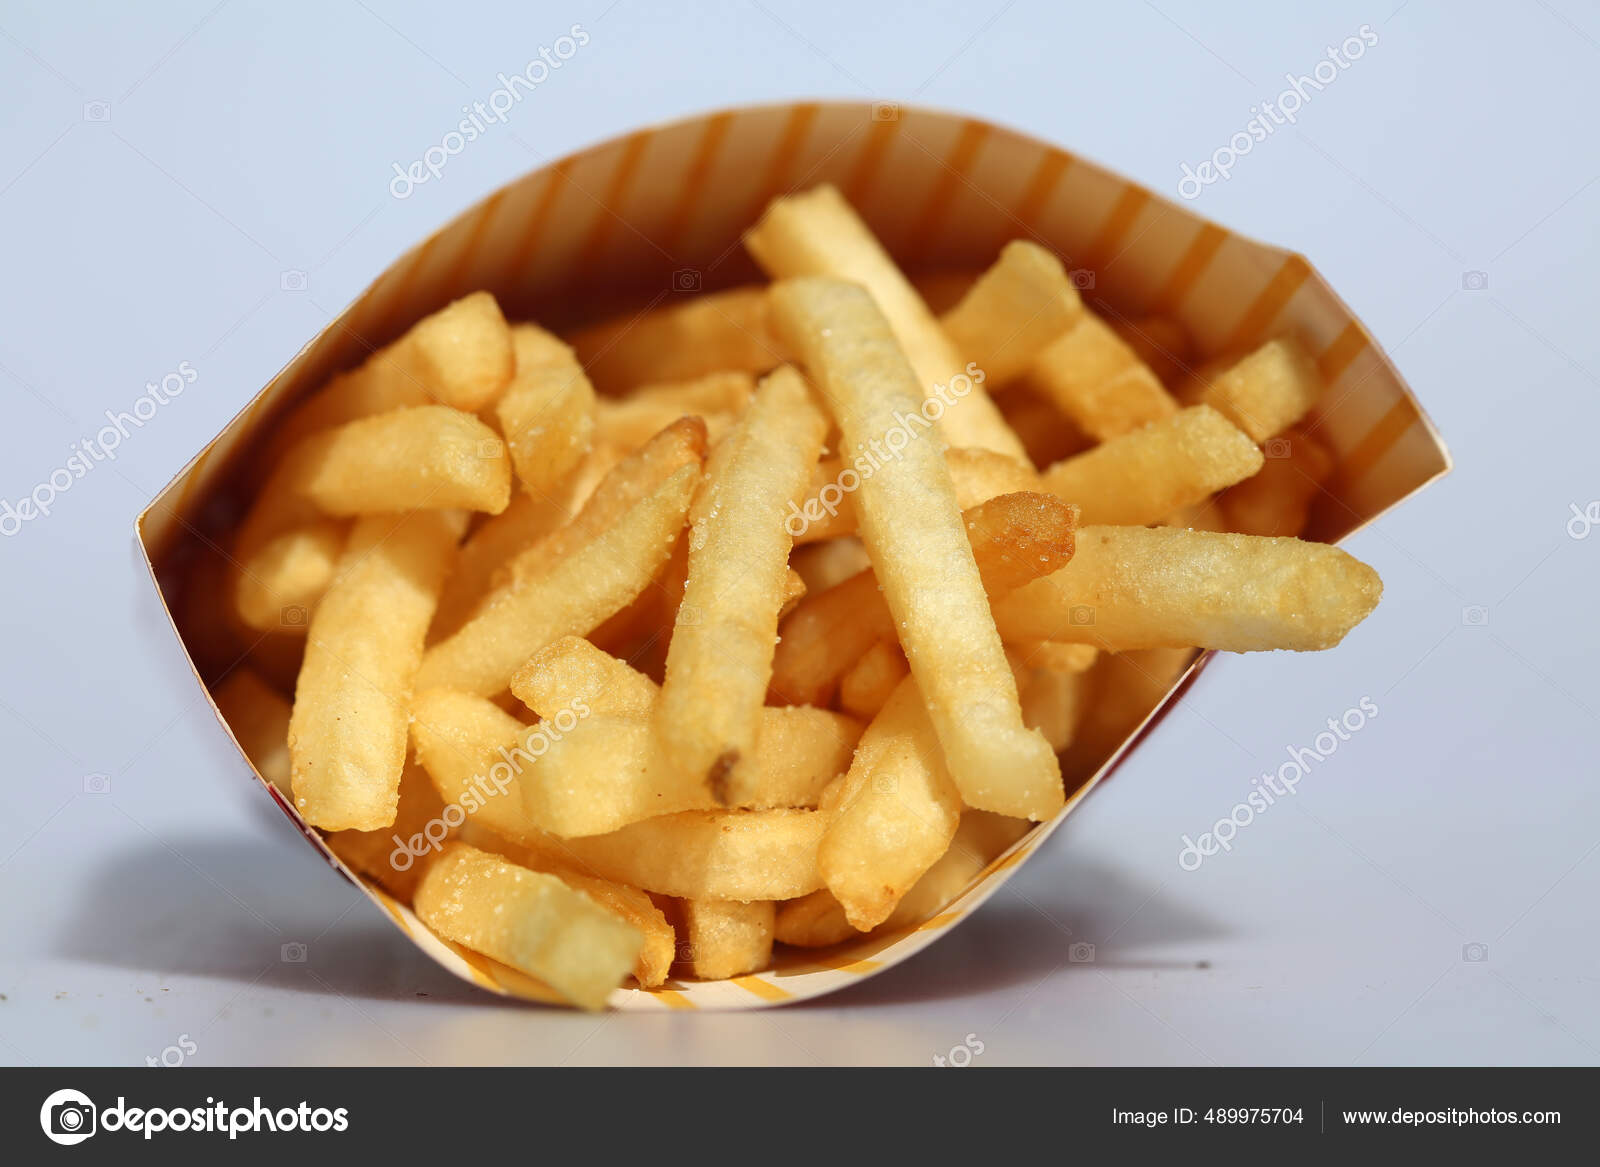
[136,100,1450,1010]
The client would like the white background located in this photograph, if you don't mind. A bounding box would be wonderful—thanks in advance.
[1,0,1596,1066]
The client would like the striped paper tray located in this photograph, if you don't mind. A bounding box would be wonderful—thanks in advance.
[137,101,1449,1010]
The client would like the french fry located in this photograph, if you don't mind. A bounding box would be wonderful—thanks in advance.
[413,842,641,1010]
[325,760,452,902]
[594,370,755,449]
[997,383,1095,468]
[416,458,700,696]
[653,365,829,803]
[495,325,597,497]
[510,635,659,716]
[838,638,909,720]
[1007,645,1090,753]
[769,276,1063,820]
[497,417,707,589]
[567,286,783,393]
[677,899,775,980]
[210,667,292,791]
[430,488,581,642]
[1219,425,1335,537]
[1107,314,1194,387]
[258,292,514,466]
[789,536,871,595]
[1038,405,1263,525]
[993,526,1383,652]
[939,240,1086,386]
[778,567,807,619]
[1059,646,1198,782]
[417,678,858,838]
[457,822,676,988]
[777,811,1029,947]
[1020,312,1178,440]
[911,269,980,315]
[819,676,963,930]
[770,490,1077,708]
[746,186,1027,459]
[233,520,348,633]
[287,405,512,517]
[288,510,458,830]
[1200,337,1323,442]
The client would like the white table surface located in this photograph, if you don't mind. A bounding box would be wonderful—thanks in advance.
[2,0,1597,1066]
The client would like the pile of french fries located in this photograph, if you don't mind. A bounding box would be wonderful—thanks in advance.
[210,183,1381,1009]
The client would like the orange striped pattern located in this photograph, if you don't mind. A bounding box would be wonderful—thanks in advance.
[1224,253,1313,352]
[1006,147,1075,248]
[1337,396,1420,487]
[499,156,575,287]
[646,986,697,1010]
[571,129,654,272]
[730,975,791,1002]
[439,187,508,299]
[1151,221,1227,313]
[1082,185,1152,274]
[842,112,902,204]
[902,119,991,263]
[743,102,820,217]
[1317,321,1369,384]
[658,111,735,256]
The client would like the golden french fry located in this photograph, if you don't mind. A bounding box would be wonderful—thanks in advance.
[510,635,659,717]
[418,677,857,838]
[677,899,775,980]
[1060,646,1197,782]
[653,365,829,802]
[746,186,1027,459]
[1201,336,1323,442]
[940,240,1086,385]
[994,525,1382,652]
[325,760,452,902]
[259,292,514,466]
[1020,312,1178,440]
[233,520,348,633]
[777,810,1029,947]
[770,490,1077,708]
[430,488,580,642]
[778,567,807,619]
[593,370,754,449]
[820,676,962,930]
[498,417,707,589]
[211,667,292,791]
[567,286,783,393]
[417,458,700,696]
[414,842,640,1010]
[769,275,1063,820]
[838,638,909,720]
[457,822,675,988]
[495,325,597,497]
[288,510,457,830]
[1107,314,1194,387]
[1219,425,1335,536]
[1038,405,1263,525]
[281,405,512,517]
[1007,644,1090,753]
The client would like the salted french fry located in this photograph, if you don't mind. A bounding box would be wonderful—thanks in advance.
[677,899,775,980]
[1060,646,1197,782]
[495,325,597,497]
[769,276,1063,820]
[778,567,807,619]
[1020,312,1178,440]
[211,667,292,791]
[746,186,1027,459]
[567,286,784,393]
[939,240,1086,385]
[288,510,457,830]
[1201,336,1322,442]
[416,459,700,696]
[770,490,1077,708]
[593,370,755,449]
[457,822,676,988]
[418,679,857,838]
[259,292,514,465]
[820,676,962,930]
[838,638,909,720]
[286,406,511,517]
[497,417,707,589]
[993,526,1382,652]
[1038,405,1263,525]
[1107,314,1194,387]
[510,635,659,716]
[324,760,452,902]
[430,488,580,642]
[233,520,348,633]
[653,365,829,802]
[1165,497,1231,532]
[1219,425,1336,536]
[414,842,640,1010]
[777,811,1029,947]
